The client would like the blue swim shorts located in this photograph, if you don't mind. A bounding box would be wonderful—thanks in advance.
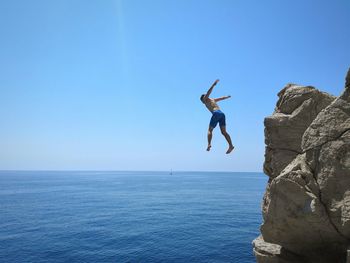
[209,110,226,128]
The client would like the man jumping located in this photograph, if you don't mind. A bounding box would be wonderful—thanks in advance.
[200,79,234,154]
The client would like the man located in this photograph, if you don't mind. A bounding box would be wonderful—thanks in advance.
[200,79,234,154]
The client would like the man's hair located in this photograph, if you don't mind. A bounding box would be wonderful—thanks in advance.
[200,94,205,102]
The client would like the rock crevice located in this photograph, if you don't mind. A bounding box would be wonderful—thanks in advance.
[308,153,349,243]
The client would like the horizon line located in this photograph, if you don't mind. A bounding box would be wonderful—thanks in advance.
[0,169,263,173]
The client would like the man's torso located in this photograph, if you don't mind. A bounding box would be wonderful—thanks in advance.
[205,98,220,112]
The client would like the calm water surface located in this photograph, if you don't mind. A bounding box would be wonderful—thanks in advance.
[0,171,266,263]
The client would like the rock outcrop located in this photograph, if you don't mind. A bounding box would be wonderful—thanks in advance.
[253,69,350,263]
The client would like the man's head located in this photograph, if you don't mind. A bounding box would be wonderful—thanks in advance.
[200,94,206,103]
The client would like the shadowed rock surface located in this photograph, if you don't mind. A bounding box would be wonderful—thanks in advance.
[254,69,350,263]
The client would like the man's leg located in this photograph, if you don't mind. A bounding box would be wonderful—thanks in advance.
[220,126,234,154]
[207,126,214,151]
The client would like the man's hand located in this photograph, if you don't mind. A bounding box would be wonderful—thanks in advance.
[214,79,220,85]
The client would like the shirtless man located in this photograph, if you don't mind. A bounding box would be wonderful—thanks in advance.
[200,79,234,154]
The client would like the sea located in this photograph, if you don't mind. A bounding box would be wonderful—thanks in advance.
[0,171,267,263]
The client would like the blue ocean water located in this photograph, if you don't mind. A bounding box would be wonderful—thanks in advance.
[0,171,266,263]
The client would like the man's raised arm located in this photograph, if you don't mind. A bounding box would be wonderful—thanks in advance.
[214,95,231,102]
[204,79,219,99]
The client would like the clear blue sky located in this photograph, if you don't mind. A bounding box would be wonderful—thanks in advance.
[1,0,349,171]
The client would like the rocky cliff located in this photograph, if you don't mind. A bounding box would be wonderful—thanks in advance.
[253,69,350,263]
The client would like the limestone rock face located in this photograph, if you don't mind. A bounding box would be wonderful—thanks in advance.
[254,69,350,263]
[264,84,335,178]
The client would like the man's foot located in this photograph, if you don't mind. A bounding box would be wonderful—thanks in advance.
[207,145,212,151]
[226,145,234,154]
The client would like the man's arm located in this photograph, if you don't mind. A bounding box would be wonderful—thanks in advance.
[214,95,231,102]
[204,79,219,100]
